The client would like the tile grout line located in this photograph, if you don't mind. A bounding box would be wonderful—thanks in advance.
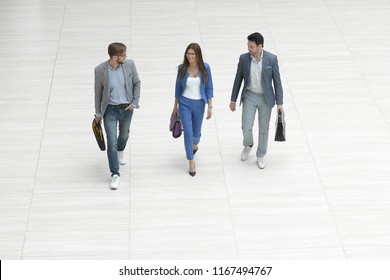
[321,0,390,258]
[256,0,348,258]
[20,0,69,260]
[324,1,390,132]
[195,0,241,260]
[129,0,132,260]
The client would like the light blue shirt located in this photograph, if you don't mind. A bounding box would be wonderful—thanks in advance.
[107,63,129,105]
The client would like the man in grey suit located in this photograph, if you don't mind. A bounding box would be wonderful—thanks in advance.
[94,42,141,189]
[230,32,283,169]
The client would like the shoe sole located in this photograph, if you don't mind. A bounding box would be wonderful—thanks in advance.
[257,163,266,169]
[241,154,250,161]
[241,148,252,161]
[110,176,120,190]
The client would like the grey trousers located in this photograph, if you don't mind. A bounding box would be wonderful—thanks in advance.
[241,90,272,158]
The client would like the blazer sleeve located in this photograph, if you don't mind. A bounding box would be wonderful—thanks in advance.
[205,63,214,99]
[231,54,244,102]
[130,60,141,108]
[272,55,283,105]
[175,66,182,99]
[94,66,104,116]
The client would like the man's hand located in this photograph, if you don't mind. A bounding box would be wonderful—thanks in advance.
[229,103,236,112]
[94,116,102,123]
[125,104,135,110]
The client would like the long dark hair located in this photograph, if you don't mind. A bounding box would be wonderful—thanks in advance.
[179,43,207,84]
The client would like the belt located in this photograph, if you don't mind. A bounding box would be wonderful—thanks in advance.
[247,89,263,95]
[110,103,130,109]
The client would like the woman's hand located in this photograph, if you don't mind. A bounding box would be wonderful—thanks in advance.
[206,107,212,119]
[172,106,178,116]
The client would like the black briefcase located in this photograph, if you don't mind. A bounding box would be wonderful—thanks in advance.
[274,110,286,142]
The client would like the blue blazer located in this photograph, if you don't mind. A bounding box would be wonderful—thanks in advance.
[231,51,283,108]
[175,63,214,103]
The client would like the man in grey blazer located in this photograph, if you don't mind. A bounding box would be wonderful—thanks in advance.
[230,32,283,169]
[94,42,141,189]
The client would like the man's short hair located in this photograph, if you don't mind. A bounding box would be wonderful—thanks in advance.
[247,32,264,47]
[108,42,127,57]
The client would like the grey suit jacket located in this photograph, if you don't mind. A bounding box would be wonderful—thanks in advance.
[94,59,141,118]
[231,50,283,108]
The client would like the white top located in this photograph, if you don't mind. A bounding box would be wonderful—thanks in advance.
[182,77,202,100]
[247,51,264,94]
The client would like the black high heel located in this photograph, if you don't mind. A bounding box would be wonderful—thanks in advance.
[189,162,196,177]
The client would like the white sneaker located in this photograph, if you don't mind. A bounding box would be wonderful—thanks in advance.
[118,151,126,165]
[257,157,266,169]
[110,175,120,190]
[241,146,252,161]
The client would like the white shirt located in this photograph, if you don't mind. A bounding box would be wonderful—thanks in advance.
[247,51,264,93]
[182,77,202,100]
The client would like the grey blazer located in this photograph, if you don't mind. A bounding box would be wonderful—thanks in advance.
[231,51,283,108]
[94,59,141,118]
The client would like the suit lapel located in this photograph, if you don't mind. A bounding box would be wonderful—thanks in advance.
[123,61,131,91]
[102,62,109,87]
[244,53,251,80]
[262,51,271,70]
[261,51,271,81]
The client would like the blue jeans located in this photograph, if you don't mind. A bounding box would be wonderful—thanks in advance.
[179,97,205,160]
[103,105,133,176]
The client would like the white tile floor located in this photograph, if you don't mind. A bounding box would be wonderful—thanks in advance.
[1,0,390,260]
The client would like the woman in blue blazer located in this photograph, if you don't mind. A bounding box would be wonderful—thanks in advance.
[172,43,214,176]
